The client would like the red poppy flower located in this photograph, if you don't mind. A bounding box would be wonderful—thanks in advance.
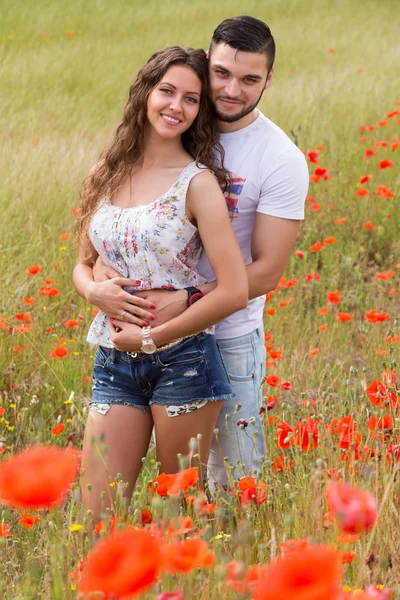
[375,271,395,280]
[166,467,199,496]
[341,552,356,564]
[310,241,325,252]
[141,508,153,526]
[150,473,176,496]
[364,148,375,157]
[272,455,294,472]
[364,309,390,323]
[252,545,342,600]
[376,185,395,198]
[79,528,162,597]
[323,236,336,245]
[276,421,293,449]
[379,159,392,169]
[366,380,397,408]
[163,537,214,574]
[40,286,60,297]
[307,151,319,164]
[305,271,321,282]
[0,445,80,509]
[63,319,79,328]
[337,312,352,322]
[18,514,42,529]
[293,418,319,451]
[326,482,377,533]
[51,423,65,435]
[281,381,292,390]
[362,221,376,230]
[94,516,121,536]
[266,375,280,387]
[0,523,13,537]
[26,265,42,277]
[367,414,393,431]
[327,290,341,305]
[356,188,369,197]
[359,175,371,184]
[49,347,68,359]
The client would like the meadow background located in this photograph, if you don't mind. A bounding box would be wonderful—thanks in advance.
[0,0,399,598]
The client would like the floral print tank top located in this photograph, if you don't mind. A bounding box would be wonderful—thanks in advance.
[87,161,211,347]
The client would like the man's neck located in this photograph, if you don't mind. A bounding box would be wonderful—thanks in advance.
[217,109,259,134]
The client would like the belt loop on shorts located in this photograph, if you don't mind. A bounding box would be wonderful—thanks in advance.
[110,348,116,364]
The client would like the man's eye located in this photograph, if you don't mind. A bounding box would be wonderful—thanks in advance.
[216,70,228,77]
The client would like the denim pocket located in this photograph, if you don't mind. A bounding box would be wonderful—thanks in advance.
[155,337,204,368]
[94,346,112,369]
[228,373,255,382]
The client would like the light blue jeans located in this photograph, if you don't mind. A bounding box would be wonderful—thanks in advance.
[207,325,266,492]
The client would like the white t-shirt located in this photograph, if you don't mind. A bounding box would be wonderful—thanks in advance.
[197,110,309,340]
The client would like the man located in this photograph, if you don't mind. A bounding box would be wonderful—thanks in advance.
[93,16,309,490]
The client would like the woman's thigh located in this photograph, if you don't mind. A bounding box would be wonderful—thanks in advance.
[151,400,223,476]
[81,405,153,512]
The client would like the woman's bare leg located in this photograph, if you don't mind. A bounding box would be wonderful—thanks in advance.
[151,401,223,479]
[81,405,153,524]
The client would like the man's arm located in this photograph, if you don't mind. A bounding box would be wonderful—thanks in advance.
[198,213,300,299]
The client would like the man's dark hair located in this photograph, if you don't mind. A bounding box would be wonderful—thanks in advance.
[210,16,275,71]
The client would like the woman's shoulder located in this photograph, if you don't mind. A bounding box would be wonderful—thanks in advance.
[186,167,220,198]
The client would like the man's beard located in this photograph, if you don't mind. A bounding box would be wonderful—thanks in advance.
[213,88,265,123]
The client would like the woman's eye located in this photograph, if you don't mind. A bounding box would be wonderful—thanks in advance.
[186,97,198,103]
[160,88,172,94]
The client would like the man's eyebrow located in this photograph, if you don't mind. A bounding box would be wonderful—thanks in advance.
[212,64,263,80]
[159,82,200,96]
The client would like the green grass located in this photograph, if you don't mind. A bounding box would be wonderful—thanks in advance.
[0,0,399,597]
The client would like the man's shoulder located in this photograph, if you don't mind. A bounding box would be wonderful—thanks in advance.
[256,112,302,156]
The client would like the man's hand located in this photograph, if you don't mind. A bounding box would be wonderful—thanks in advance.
[86,278,155,325]
[134,289,188,327]
[93,256,121,282]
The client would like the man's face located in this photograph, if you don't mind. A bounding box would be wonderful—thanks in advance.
[208,43,273,123]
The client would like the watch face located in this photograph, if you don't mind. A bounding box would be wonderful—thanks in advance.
[142,341,157,354]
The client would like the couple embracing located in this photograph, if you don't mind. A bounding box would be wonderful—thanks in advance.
[73,15,309,523]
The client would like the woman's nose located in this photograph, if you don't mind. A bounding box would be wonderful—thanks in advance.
[169,96,183,112]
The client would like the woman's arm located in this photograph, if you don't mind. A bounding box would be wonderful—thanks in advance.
[72,237,155,325]
[109,170,248,350]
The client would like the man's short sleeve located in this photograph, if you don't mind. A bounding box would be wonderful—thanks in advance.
[258,147,309,220]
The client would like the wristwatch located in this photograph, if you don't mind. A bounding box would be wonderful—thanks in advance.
[141,326,157,354]
[185,286,204,307]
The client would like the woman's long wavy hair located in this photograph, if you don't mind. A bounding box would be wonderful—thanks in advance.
[76,46,230,243]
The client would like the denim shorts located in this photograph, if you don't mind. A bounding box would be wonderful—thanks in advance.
[90,332,232,416]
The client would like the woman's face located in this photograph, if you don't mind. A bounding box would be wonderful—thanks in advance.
[147,65,202,140]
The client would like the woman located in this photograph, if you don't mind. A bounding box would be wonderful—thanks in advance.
[73,46,247,522]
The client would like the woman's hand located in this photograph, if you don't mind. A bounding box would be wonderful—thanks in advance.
[108,319,143,352]
[86,278,155,326]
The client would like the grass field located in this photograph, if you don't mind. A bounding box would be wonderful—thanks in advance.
[0,0,399,597]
